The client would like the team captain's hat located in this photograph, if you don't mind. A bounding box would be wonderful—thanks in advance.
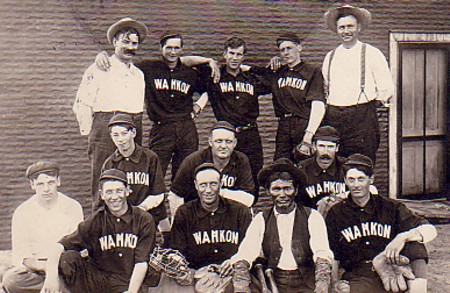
[258,158,306,187]
[99,169,128,185]
[107,17,148,44]
[314,125,340,143]
[108,113,136,129]
[26,160,60,179]
[276,32,303,47]
[324,5,371,32]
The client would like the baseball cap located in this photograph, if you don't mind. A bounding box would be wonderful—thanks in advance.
[26,160,60,179]
[193,163,222,179]
[276,33,303,47]
[107,18,148,44]
[209,121,236,134]
[160,30,182,46]
[99,169,128,185]
[108,113,136,129]
[343,154,374,176]
[314,126,340,142]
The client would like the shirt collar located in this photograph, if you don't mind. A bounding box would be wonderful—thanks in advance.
[273,203,297,217]
[204,147,238,167]
[104,203,133,224]
[279,61,304,74]
[112,144,143,164]
[310,158,339,177]
[196,197,228,219]
[348,193,375,215]
[111,54,137,73]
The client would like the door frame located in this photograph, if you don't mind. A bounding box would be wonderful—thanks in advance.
[388,31,450,199]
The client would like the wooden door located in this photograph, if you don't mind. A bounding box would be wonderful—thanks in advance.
[399,44,449,199]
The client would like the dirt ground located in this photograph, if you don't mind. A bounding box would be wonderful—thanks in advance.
[0,224,449,292]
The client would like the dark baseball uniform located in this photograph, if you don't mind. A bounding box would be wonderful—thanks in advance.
[58,205,156,293]
[198,65,270,193]
[170,147,255,202]
[251,63,325,161]
[137,59,205,181]
[102,144,167,222]
[297,156,346,208]
[326,194,429,291]
[170,197,252,269]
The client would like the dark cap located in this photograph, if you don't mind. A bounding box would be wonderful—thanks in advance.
[193,163,222,179]
[276,33,303,47]
[99,169,128,185]
[26,160,60,179]
[258,158,306,187]
[160,30,182,46]
[108,113,136,129]
[314,126,340,142]
[344,154,373,175]
[209,121,236,134]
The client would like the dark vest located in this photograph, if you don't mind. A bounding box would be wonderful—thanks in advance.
[262,206,313,269]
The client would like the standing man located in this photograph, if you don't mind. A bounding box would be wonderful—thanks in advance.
[2,161,83,293]
[73,18,148,208]
[326,154,437,292]
[168,121,255,217]
[251,33,326,162]
[102,113,167,224]
[296,125,346,211]
[165,163,252,292]
[198,36,270,193]
[322,5,394,163]
[230,158,333,293]
[41,169,157,293]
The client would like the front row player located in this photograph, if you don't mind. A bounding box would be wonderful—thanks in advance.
[230,158,333,293]
[326,154,438,293]
[41,169,157,293]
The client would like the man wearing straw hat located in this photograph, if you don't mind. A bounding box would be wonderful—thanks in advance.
[322,5,394,164]
[73,18,149,210]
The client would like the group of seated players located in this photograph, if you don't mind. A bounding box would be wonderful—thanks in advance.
[2,114,437,293]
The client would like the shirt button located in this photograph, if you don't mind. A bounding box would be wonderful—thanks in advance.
[118,253,123,257]
[365,241,370,245]
[214,249,218,253]
[211,212,215,216]
[125,158,129,161]
[117,218,120,222]
[171,94,174,97]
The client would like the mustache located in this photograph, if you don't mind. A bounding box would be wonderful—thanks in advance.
[124,50,136,56]
[319,154,333,160]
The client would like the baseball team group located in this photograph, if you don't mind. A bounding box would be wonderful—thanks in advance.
[2,4,439,293]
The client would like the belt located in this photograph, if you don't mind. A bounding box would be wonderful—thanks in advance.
[235,123,257,133]
[95,111,142,117]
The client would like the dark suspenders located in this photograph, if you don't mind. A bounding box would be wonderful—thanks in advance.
[325,43,367,105]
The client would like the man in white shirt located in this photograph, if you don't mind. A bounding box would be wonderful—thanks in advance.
[2,161,83,293]
[322,5,395,163]
[73,18,148,209]
[230,158,333,293]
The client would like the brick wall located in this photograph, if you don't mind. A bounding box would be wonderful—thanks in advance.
[0,0,448,249]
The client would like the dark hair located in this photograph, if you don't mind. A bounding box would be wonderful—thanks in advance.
[114,27,141,43]
[160,33,183,47]
[29,170,58,181]
[265,171,296,189]
[108,124,135,132]
[223,36,247,54]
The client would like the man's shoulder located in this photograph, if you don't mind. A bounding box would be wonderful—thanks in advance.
[225,198,251,213]
[298,157,316,169]
[140,146,160,160]
[232,150,250,164]
[13,195,37,215]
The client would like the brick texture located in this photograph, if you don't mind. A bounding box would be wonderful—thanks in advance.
[0,0,448,249]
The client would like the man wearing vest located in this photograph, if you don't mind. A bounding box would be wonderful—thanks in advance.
[322,5,394,163]
[230,158,333,293]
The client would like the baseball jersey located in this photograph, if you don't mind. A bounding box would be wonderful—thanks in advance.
[59,205,156,292]
[102,144,166,206]
[137,60,205,122]
[170,147,255,202]
[198,65,270,126]
[297,156,346,208]
[171,197,252,269]
[325,194,429,270]
[251,62,325,119]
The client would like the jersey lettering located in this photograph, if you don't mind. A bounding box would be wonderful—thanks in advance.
[192,230,239,245]
[277,77,308,90]
[99,233,138,251]
[221,174,236,188]
[219,81,254,95]
[340,222,392,242]
[127,171,149,186]
[305,181,346,198]
[154,79,169,90]
[154,78,191,94]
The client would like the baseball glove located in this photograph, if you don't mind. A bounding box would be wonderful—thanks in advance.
[194,264,232,293]
[148,246,189,280]
[372,252,415,292]
[293,141,315,162]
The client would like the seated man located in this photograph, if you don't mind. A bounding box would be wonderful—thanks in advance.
[41,169,157,293]
[326,154,438,293]
[168,121,255,217]
[2,160,83,293]
[230,158,334,293]
[151,163,252,292]
[102,113,167,226]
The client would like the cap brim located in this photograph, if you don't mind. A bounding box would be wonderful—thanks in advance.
[324,6,371,32]
[107,19,148,44]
